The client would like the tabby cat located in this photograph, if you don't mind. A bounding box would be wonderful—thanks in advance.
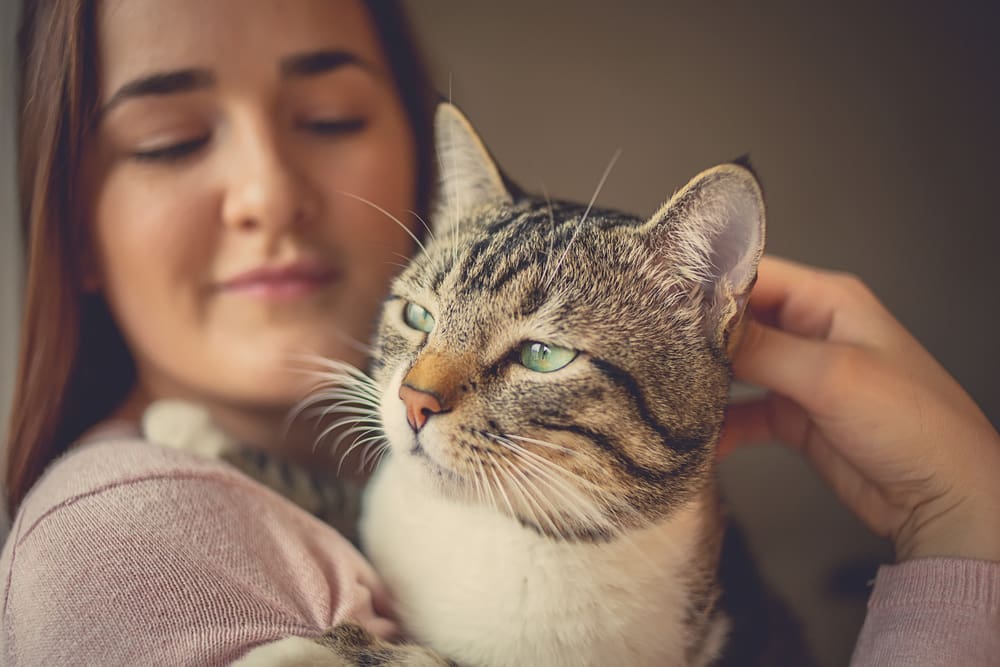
[213,103,809,665]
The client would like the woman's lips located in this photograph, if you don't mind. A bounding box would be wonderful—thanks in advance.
[218,261,338,300]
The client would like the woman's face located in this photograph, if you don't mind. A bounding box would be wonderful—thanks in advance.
[84,0,418,416]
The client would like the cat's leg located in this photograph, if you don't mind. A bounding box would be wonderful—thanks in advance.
[232,623,457,667]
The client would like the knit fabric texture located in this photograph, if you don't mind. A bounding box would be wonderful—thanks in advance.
[851,557,1000,666]
[0,435,398,666]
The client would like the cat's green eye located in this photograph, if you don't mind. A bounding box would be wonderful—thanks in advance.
[519,341,577,373]
[403,302,436,333]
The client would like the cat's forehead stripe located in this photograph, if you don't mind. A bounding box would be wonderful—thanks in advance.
[451,199,642,297]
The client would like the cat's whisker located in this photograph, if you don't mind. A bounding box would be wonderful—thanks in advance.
[486,433,615,538]
[493,454,546,532]
[290,397,376,446]
[307,384,382,406]
[357,437,390,473]
[484,458,502,517]
[370,443,392,471]
[314,417,383,454]
[496,433,635,536]
[287,369,381,410]
[373,445,392,471]
[309,393,380,410]
[287,354,374,380]
[284,333,375,370]
[325,412,383,430]
[485,451,518,521]
[508,454,581,539]
[497,453,565,538]
[502,433,574,455]
[355,436,382,466]
[491,433,603,497]
[488,433,581,492]
[383,261,410,271]
[303,404,380,421]
[285,356,385,452]
[334,430,386,477]
[323,420,384,450]
[545,148,622,288]
[510,454,610,536]
[470,453,487,509]
[301,381,380,406]
[475,456,498,515]
[335,189,429,259]
[407,209,436,245]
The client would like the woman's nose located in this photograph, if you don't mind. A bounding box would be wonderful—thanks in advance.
[221,124,318,234]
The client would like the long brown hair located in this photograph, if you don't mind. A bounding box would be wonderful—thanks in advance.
[4,0,437,515]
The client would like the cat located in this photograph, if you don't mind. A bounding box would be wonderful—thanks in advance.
[158,103,809,665]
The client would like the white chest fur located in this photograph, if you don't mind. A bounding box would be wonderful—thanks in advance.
[361,457,728,667]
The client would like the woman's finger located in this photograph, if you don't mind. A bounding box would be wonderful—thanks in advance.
[732,319,863,416]
[745,257,837,337]
[749,256,897,348]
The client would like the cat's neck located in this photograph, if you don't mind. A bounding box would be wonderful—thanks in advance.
[362,456,728,667]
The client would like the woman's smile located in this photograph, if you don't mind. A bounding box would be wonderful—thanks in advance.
[216,258,340,302]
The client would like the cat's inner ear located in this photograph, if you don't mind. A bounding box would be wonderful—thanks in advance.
[432,103,512,235]
[644,163,766,355]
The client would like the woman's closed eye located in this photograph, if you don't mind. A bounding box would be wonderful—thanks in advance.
[298,117,367,137]
[131,136,209,163]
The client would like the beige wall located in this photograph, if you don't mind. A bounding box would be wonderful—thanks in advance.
[0,1,996,662]
[1,1,21,502]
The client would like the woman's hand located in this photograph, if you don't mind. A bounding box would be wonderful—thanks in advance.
[719,256,1000,562]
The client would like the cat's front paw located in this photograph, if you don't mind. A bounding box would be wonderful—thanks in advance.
[318,623,458,667]
[232,623,457,667]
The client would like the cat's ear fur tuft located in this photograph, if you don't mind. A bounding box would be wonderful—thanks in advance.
[644,163,766,356]
[432,103,512,236]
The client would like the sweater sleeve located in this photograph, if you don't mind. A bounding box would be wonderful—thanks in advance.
[850,558,1000,666]
[0,439,399,667]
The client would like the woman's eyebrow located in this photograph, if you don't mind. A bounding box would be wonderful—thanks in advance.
[100,69,215,117]
[279,49,371,78]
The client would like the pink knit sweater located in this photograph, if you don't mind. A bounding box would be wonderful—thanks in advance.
[2,435,998,666]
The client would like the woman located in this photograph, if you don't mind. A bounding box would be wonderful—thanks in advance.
[3,0,998,665]
[5,0,435,663]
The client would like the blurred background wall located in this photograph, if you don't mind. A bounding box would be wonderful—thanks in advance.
[1,0,21,528]
[0,1,997,664]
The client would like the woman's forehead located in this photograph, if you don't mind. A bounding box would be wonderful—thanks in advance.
[95,0,385,96]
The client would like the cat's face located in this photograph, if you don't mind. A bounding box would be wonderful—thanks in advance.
[368,105,765,541]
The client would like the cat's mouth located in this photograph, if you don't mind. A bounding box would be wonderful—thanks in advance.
[409,439,463,482]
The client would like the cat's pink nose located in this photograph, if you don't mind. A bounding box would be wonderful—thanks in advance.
[399,385,444,432]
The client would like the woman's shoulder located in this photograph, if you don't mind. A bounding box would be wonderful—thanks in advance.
[7,423,359,557]
[13,425,249,532]
[0,427,397,665]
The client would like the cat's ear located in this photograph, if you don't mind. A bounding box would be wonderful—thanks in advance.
[644,162,765,356]
[432,103,512,235]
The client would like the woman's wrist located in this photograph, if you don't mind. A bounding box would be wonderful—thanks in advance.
[895,492,1000,563]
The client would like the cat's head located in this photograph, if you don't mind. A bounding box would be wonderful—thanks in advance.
[370,104,764,541]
